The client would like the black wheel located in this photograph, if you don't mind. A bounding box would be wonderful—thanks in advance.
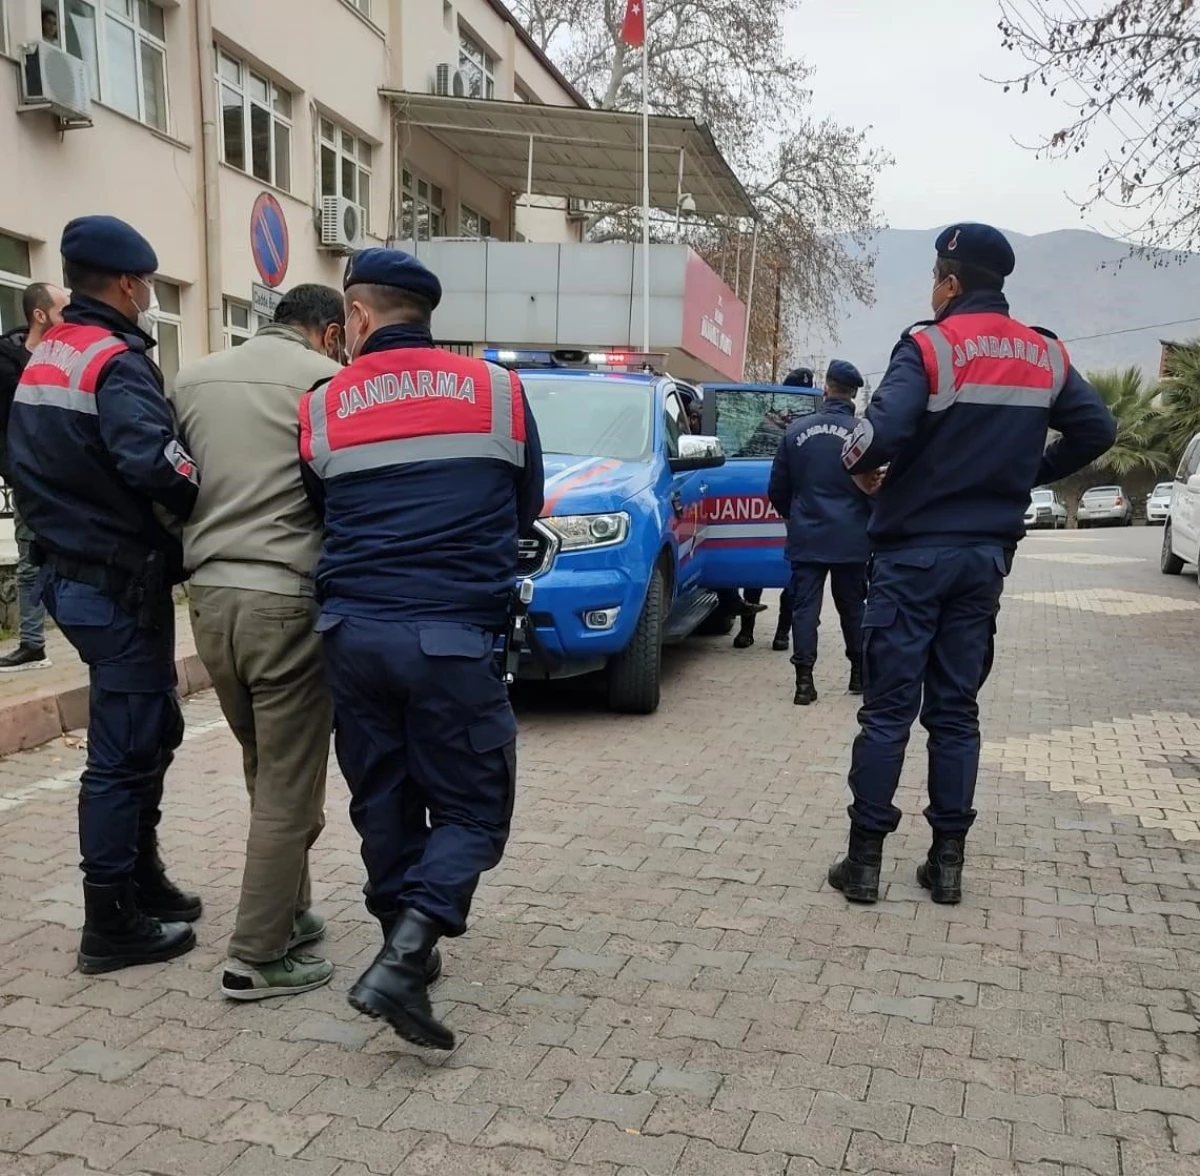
[607,567,665,714]
[1161,522,1185,575]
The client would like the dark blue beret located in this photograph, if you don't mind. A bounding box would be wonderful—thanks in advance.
[782,367,814,388]
[935,223,1015,278]
[826,360,864,390]
[61,215,158,275]
[344,247,442,309]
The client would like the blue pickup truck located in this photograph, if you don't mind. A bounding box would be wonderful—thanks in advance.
[491,350,821,713]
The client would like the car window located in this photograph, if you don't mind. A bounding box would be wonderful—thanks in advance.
[1176,438,1200,481]
[663,390,687,459]
[1031,490,1053,504]
[522,378,653,461]
[1185,439,1200,480]
[1083,487,1120,498]
[706,388,820,459]
[1153,483,1173,495]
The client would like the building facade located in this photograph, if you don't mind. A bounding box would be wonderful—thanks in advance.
[0,0,585,381]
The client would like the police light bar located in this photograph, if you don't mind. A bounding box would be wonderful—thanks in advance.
[482,347,667,373]
[587,351,668,372]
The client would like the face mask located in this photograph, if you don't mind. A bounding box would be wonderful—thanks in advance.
[344,306,365,362]
[134,277,159,336]
[931,276,955,318]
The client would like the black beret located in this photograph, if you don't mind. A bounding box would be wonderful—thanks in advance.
[935,223,1015,279]
[826,359,864,390]
[344,247,442,309]
[782,367,814,388]
[61,215,158,275]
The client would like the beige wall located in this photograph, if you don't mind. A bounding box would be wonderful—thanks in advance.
[0,0,581,368]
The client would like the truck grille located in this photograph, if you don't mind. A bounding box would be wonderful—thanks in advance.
[518,523,555,577]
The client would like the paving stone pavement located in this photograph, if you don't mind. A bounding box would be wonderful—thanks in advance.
[0,527,1197,1176]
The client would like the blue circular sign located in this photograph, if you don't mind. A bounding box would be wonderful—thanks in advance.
[250,192,289,288]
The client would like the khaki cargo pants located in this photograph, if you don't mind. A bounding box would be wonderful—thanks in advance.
[189,586,331,964]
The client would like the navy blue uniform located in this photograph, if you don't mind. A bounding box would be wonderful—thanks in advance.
[300,321,544,936]
[769,396,871,668]
[841,289,1115,835]
[9,296,198,883]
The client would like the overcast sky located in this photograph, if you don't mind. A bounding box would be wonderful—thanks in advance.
[787,0,1130,237]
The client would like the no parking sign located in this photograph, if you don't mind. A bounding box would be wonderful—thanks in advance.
[250,192,289,288]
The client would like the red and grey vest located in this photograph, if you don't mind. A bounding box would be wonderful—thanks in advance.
[16,323,129,416]
[911,312,1069,413]
[300,348,526,478]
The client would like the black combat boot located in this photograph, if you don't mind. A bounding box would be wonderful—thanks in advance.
[916,835,965,904]
[132,841,203,923]
[733,614,757,649]
[827,828,884,903]
[349,908,454,1050]
[793,664,818,706]
[376,909,443,983]
[78,880,197,975]
[771,616,790,652]
[848,658,864,695]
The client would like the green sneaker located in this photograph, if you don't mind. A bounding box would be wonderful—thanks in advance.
[221,951,334,1001]
[289,910,326,950]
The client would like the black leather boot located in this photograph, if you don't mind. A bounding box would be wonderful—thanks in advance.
[771,616,790,652]
[793,664,818,706]
[349,908,454,1050]
[78,880,197,975]
[827,828,884,903]
[733,614,756,649]
[376,910,443,984]
[917,835,965,904]
[848,659,864,695]
[133,842,203,923]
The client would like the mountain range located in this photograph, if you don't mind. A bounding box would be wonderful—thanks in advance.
[793,228,1200,387]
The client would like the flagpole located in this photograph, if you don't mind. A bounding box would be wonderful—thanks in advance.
[640,21,650,354]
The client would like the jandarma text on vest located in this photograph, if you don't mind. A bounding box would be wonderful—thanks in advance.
[336,370,476,418]
[949,334,1054,371]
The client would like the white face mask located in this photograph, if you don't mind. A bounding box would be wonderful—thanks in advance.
[134,277,159,336]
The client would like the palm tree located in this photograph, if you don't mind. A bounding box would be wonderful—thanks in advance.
[1082,367,1172,477]
[1158,342,1200,459]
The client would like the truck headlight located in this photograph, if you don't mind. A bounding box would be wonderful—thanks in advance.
[543,512,631,550]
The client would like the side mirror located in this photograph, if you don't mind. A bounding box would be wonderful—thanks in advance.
[670,433,725,472]
[1188,473,1200,491]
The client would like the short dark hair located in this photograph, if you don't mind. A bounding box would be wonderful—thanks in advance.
[22,282,58,324]
[347,283,433,326]
[274,284,345,332]
[936,256,1004,293]
[62,259,117,298]
[826,380,856,399]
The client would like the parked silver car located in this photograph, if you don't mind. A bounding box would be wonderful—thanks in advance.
[1077,485,1134,528]
[1146,482,1172,525]
[1024,487,1067,530]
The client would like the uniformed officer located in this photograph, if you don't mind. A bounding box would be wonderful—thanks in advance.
[8,216,202,973]
[768,359,872,705]
[299,248,544,1050]
[830,223,1116,905]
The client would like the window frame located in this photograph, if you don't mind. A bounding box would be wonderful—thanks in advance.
[399,168,444,242]
[48,0,169,130]
[0,233,32,336]
[215,47,292,192]
[319,117,372,233]
[458,28,495,99]
[459,205,492,240]
[152,278,182,384]
[222,296,265,349]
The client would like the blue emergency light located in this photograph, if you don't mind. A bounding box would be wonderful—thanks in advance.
[482,348,667,373]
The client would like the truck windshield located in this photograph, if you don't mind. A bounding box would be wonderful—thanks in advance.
[522,379,653,461]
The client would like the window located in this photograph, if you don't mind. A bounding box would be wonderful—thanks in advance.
[320,119,372,231]
[222,297,264,349]
[152,280,181,385]
[515,83,537,104]
[0,233,32,335]
[46,1,167,130]
[459,206,492,239]
[216,49,291,190]
[344,0,369,15]
[400,169,443,241]
[663,391,686,458]
[1180,437,1200,482]
[705,388,819,459]
[458,29,494,99]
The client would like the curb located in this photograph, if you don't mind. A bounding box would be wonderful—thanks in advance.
[0,653,212,758]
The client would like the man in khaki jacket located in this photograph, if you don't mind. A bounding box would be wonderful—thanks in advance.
[169,286,344,999]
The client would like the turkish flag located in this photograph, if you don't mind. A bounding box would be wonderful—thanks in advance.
[620,0,645,47]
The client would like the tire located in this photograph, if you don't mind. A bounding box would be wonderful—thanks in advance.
[606,566,665,714]
[1161,522,1185,575]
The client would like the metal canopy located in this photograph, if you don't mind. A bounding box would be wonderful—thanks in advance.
[381,91,758,222]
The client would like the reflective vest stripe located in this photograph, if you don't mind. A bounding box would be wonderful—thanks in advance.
[13,383,99,415]
[925,382,1063,414]
[305,355,523,479]
[915,325,956,397]
[75,336,128,391]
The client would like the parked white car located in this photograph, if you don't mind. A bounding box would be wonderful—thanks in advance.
[1161,432,1200,576]
[1077,486,1133,528]
[1146,482,1173,525]
[1024,487,1067,530]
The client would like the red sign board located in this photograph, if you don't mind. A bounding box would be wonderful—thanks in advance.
[680,251,747,382]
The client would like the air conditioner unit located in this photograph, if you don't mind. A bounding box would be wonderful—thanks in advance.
[320,197,366,253]
[566,197,594,220]
[19,42,92,124]
[434,63,470,97]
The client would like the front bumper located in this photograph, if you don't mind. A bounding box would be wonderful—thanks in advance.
[1078,508,1126,523]
[1147,502,1170,522]
[1025,509,1056,528]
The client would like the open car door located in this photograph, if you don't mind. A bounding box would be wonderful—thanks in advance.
[697,382,821,590]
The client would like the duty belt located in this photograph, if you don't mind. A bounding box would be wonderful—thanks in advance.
[36,546,168,631]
